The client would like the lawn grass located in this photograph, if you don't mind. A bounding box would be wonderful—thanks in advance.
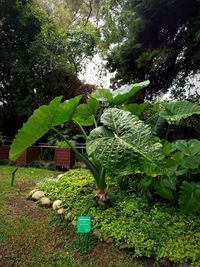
[0,166,148,267]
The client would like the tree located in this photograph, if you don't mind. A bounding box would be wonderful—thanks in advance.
[105,0,200,99]
[0,0,97,136]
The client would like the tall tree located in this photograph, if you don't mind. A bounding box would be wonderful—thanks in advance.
[0,0,96,136]
[105,0,200,99]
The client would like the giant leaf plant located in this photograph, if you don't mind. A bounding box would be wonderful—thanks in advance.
[9,80,154,202]
[87,108,164,176]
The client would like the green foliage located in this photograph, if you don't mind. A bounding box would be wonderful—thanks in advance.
[8,81,200,214]
[9,96,81,160]
[9,79,153,198]
[105,0,200,98]
[0,0,97,136]
[153,176,177,200]
[111,81,150,105]
[91,89,113,103]
[37,169,94,211]
[160,101,200,122]
[122,103,149,117]
[56,140,76,148]
[87,108,164,176]
[36,169,200,266]
[91,81,149,105]
[173,139,200,156]
[179,182,200,214]
[73,97,99,126]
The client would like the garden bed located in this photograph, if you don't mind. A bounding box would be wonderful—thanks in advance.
[35,169,200,267]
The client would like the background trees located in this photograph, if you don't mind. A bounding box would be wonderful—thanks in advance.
[0,0,97,136]
[105,0,200,99]
[1,0,200,136]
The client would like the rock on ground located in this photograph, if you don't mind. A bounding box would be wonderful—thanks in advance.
[31,191,45,201]
[52,200,62,210]
[40,197,51,207]
[57,208,65,215]
[72,220,77,227]
[65,212,72,220]
[57,174,64,179]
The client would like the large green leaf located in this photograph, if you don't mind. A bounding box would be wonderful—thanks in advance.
[86,108,164,175]
[122,102,149,116]
[86,97,99,114]
[73,104,95,126]
[173,139,200,156]
[153,176,177,200]
[91,80,150,105]
[91,89,113,102]
[111,80,150,105]
[146,112,167,135]
[179,182,200,214]
[159,101,200,122]
[187,139,200,155]
[139,176,153,190]
[73,97,99,126]
[9,95,81,161]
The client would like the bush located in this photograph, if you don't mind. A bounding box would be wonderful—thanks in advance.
[36,169,200,266]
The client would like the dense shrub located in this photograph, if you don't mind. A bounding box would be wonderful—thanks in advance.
[36,169,200,266]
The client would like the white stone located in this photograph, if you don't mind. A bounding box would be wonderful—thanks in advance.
[72,220,77,227]
[52,200,62,210]
[40,197,51,207]
[31,191,45,201]
[57,208,65,215]
[57,174,64,179]
[65,212,72,220]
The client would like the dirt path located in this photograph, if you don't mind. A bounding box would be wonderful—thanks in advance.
[0,179,70,267]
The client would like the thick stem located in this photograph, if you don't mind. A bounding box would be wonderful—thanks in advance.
[94,191,110,202]
[52,127,109,202]
[73,121,87,139]
[52,127,99,180]
[93,116,98,128]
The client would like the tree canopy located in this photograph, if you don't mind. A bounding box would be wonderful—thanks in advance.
[105,0,200,99]
[0,0,97,136]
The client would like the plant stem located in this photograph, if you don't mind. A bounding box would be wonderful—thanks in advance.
[73,121,87,139]
[93,116,98,128]
[52,127,99,180]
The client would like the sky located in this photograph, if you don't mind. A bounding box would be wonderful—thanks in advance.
[78,54,115,89]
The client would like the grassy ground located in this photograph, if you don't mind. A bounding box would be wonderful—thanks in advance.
[0,166,150,267]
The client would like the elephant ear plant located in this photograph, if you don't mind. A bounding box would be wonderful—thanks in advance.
[10,81,155,202]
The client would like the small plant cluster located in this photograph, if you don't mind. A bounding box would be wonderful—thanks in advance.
[36,169,200,266]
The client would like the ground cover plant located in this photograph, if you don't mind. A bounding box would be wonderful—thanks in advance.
[35,169,200,266]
